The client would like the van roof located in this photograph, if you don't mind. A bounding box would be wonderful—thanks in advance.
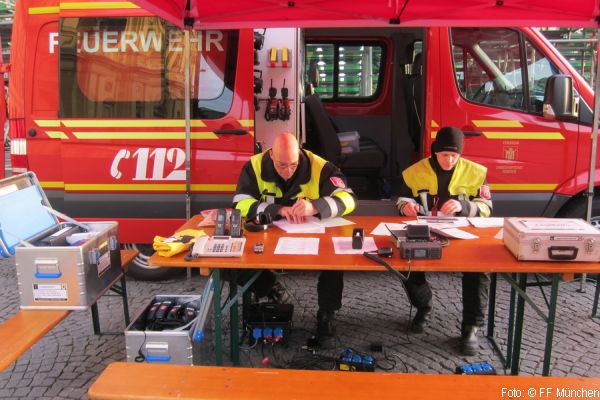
[130,0,600,30]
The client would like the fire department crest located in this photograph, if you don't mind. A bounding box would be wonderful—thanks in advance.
[480,185,491,200]
[330,177,346,188]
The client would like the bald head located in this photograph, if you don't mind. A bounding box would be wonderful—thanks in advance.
[272,132,299,156]
[271,132,300,180]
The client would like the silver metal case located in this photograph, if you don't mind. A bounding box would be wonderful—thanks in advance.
[125,295,213,365]
[503,217,600,262]
[0,172,121,310]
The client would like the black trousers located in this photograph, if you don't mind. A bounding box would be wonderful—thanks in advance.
[227,269,344,311]
[405,271,490,327]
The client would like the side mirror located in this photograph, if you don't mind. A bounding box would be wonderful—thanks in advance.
[543,75,578,122]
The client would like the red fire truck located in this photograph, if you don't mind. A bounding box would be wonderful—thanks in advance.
[4,0,599,279]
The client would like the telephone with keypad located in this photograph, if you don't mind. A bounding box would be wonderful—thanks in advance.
[191,235,246,258]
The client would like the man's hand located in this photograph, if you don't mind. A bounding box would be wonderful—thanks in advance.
[402,202,421,217]
[291,198,316,218]
[440,199,462,215]
[280,206,305,224]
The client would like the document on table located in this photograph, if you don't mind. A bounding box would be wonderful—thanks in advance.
[332,237,378,254]
[273,218,325,234]
[317,217,355,228]
[494,228,504,240]
[273,216,354,233]
[370,222,406,236]
[274,237,320,255]
[468,217,504,228]
[415,216,470,229]
[436,228,478,240]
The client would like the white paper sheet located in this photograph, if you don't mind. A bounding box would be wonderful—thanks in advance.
[273,218,325,234]
[439,228,479,240]
[494,228,504,240]
[370,222,407,236]
[331,236,378,254]
[274,237,320,255]
[317,217,355,228]
[468,217,504,228]
[414,216,470,229]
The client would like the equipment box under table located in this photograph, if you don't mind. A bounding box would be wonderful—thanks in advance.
[503,217,600,262]
[0,172,121,310]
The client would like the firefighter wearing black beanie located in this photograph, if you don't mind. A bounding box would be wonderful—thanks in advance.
[432,126,464,154]
[394,126,493,356]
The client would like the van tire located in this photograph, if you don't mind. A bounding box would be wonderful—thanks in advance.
[123,243,184,281]
[556,196,600,228]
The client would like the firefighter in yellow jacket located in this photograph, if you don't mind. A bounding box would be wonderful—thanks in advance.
[396,126,492,355]
[233,132,357,336]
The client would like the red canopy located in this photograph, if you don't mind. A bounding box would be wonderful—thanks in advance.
[130,0,600,29]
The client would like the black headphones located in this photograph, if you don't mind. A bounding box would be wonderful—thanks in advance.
[243,212,273,232]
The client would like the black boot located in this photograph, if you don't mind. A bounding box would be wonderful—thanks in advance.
[461,325,479,356]
[317,310,335,337]
[410,306,431,333]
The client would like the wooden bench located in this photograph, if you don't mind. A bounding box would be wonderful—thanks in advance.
[88,362,600,400]
[0,249,138,371]
[0,309,70,371]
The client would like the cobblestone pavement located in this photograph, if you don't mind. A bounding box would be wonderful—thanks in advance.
[1,254,599,399]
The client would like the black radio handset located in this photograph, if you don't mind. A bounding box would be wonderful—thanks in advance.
[214,208,227,236]
[146,300,162,323]
[155,300,174,321]
[230,209,242,238]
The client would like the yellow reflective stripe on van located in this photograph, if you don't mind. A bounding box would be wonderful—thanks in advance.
[482,132,564,140]
[473,120,523,128]
[239,120,254,127]
[29,7,60,14]
[40,181,65,189]
[62,120,207,128]
[488,183,557,191]
[72,131,218,140]
[35,120,62,127]
[60,183,236,191]
[430,130,563,140]
[431,120,439,128]
[59,2,139,10]
[46,131,69,139]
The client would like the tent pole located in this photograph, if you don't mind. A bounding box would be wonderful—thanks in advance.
[581,29,600,293]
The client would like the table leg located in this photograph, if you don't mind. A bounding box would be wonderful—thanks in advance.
[593,277,600,318]
[486,272,497,338]
[542,275,560,376]
[91,303,101,335]
[506,274,517,370]
[120,275,130,326]
[229,272,239,365]
[510,273,528,375]
[213,269,223,366]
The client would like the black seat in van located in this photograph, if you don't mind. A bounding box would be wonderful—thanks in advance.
[304,93,386,179]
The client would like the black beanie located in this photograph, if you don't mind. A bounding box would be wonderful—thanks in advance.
[432,126,464,154]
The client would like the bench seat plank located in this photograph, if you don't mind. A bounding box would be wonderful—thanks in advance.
[0,309,70,370]
[0,249,138,371]
[89,362,600,400]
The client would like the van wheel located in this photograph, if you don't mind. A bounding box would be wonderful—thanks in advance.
[556,197,600,228]
[123,243,183,281]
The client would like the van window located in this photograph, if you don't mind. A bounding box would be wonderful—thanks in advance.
[451,28,525,111]
[59,17,237,119]
[524,38,560,114]
[305,42,384,100]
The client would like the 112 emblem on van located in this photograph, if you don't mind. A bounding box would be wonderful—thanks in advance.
[110,148,185,181]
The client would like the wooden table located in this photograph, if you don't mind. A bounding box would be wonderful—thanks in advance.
[88,362,600,400]
[150,216,600,375]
